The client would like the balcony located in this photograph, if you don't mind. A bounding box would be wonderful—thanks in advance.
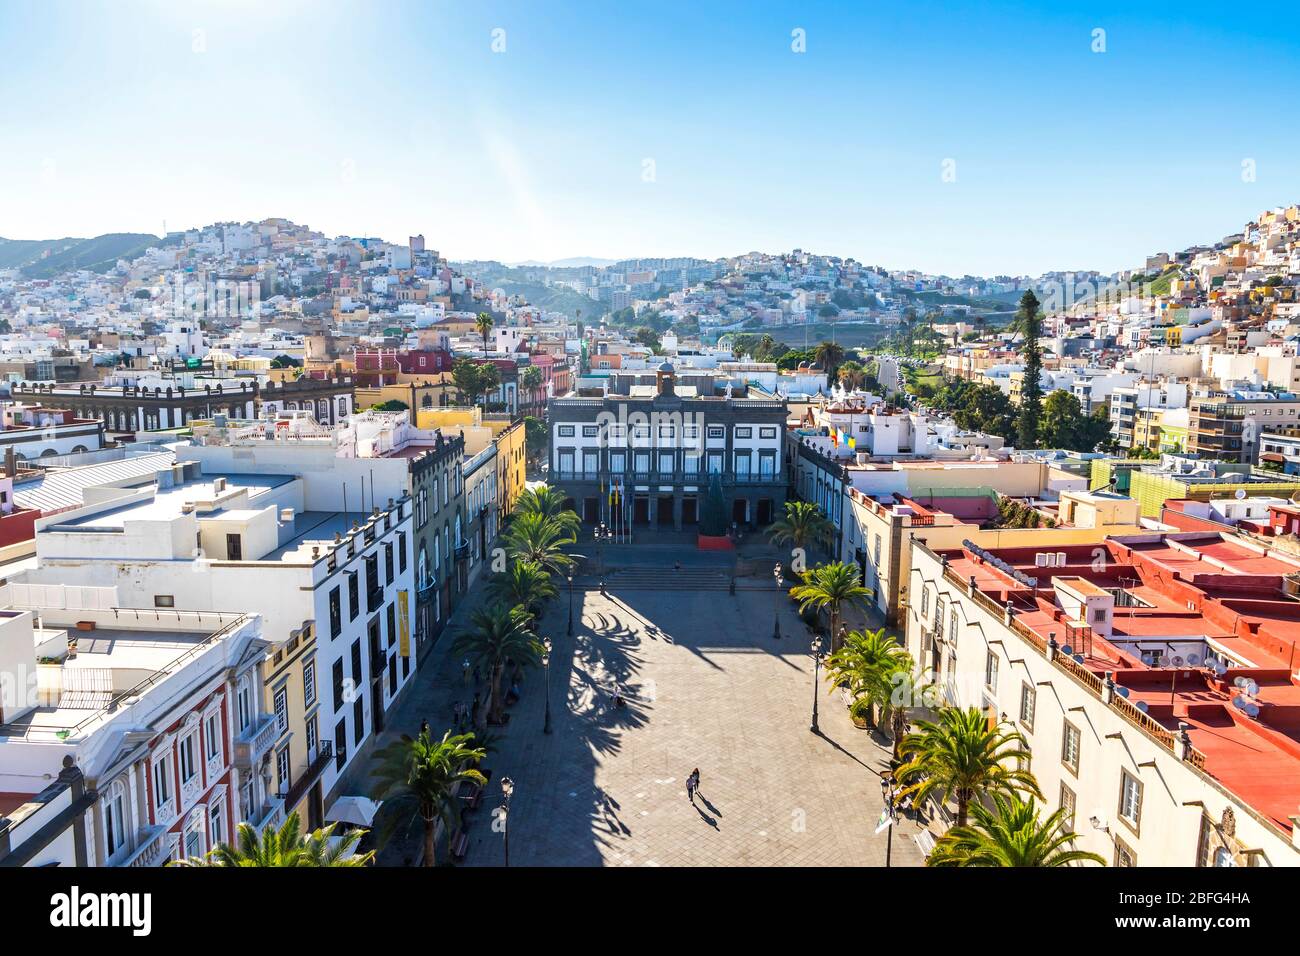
[253,796,285,832]
[282,742,334,812]
[123,825,170,867]
[370,649,388,680]
[233,712,279,770]
[366,586,384,614]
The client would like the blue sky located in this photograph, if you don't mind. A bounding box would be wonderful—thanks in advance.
[2,0,1299,275]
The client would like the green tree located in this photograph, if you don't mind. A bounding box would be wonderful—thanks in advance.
[823,627,910,727]
[699,472,729,536]
[512,484,580,536]
[895,707,1042,827]
[502,511,577,572]
[452,604,545,724]
[522,414,548,467]
[519,364,543,394]
[927,793,1105,867]
[475,311,494,353]
[788,562,872,651]
[766,500,832,555]
[814,340,846,379]
[369,729,486,868]
[489,558,558,619]
[170,811,372,867]
[476,362,502,410]
[837,360,865,390]
[1015,290,1043,449]
[452,359,485,405]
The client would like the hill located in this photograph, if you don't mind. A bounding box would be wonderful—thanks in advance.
[0,233,160,277]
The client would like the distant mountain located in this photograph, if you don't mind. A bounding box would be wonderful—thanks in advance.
[0,233,160,278]
[506,257,618,269]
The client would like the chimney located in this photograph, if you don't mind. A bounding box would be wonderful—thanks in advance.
[4,447,15,479]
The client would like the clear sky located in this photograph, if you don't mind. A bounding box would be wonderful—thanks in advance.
[3,0,1299,276]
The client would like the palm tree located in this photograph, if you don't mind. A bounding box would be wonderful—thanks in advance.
[452,603,545,723]
[927,793,1105,867]
[369,729,486,867]
[823,627,909,727]
[789,561,871,651]
[477,362,501,411]
[814,340,845,379]
[883,665,930,762]
[489,559,557,619]
[514,484,580,536]
[475,311,494,354]
[170,811,373,867]
[767,501,832,556]
[895,707,1042,827]
[502,511,577,573]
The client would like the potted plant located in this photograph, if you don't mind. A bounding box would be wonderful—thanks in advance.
[849,696,871,730]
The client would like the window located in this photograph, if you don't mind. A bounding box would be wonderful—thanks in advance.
[1019,683,1035,729]
[398,532,407,573]
[204,712,220,761]
[276,746,290,796]
[351,640,362,684]
[334,719,347,769]
[303,659,316,708]
[179,734,196,783]
[348,572,359,621]
[274,687,289,734]
[329,586,342,638]
[105,783,127,858]
[306,714,318,757]
[385,543,395,584]
[153,757,171,809]
[1062,722,1080,774]
[948,610,958,647]
[1114,838,1137,868]
[921,586,930,617]
[1118,769,1143,831]
[333,659,345,710]
[209,800,225,849]
[1059,783,1076,833]
[558,425,575,437]
[984,651,998,691]
[735,426,753,439]
[386,602,397,648]
[583,425,599,437]
[707,426,724,439]
[353,696,365,745]
[1092,608,1106,623]
[760,427,778,439]
[154,594,175,608]
[236,679,251,732]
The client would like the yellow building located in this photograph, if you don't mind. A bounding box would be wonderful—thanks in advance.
[417,407,526,519]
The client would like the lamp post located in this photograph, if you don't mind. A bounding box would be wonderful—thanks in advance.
[498,776,514,867]
[772,563,784,640]
[594,522,613,595]
[566,571,574,636]
[809,631,823,734]
[542,638,552,735]
[880,772,897,868]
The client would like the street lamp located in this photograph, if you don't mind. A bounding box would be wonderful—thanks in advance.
[566,571,574,636]
[594,522,613,595]
[880,772,898,868]
[498,776,514,867]
[542,638,553,735]
[809,631,823,734]
[772,563,784,640]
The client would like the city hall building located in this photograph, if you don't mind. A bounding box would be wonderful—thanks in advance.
[547,364,787,531]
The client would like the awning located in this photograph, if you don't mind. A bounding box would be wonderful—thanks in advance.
[326,796,382,827]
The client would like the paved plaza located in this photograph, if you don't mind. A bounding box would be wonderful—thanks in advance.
[353,542,924,867]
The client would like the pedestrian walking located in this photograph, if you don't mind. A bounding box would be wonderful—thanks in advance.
[686,768,699,803]
[462,658,471,685]
[419,718,430,736]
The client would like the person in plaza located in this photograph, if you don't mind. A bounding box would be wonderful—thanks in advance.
[686,768,700,803]
[419,718,429,736]
[462,658,471,685]
[471,692,481,726]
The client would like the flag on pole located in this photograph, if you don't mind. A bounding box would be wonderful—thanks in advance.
[874,808,895,835]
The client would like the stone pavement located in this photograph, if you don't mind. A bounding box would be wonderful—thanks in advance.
[351,551,925,867]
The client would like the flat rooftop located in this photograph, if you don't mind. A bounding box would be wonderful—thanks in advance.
[49,473,293,530]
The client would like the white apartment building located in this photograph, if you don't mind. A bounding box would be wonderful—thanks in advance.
[9,457,417,835]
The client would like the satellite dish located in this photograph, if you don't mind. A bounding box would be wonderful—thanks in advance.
[1232,696,1246,710]
[1215,660,1229,676]
[1246,680,1259,696]
[1073,654,1085,664]
[1187,653,1201,666]
[1234,676,1248,688]
[1061,645,1074,657]
[1235,488,1247,500]
[1117,686,1131,699]
[1140,652,1154,666]
[1135,701,1149,713]
[1245,702,1261,718]
[1172,655,1185,667]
